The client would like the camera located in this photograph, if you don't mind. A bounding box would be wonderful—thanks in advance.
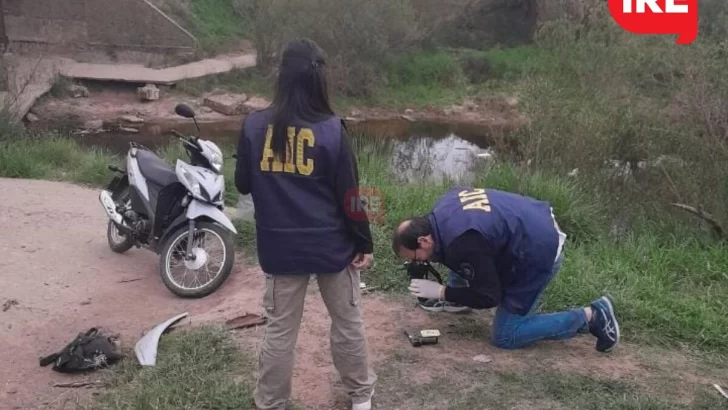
[404,260,443,283]
[404,260,444,303]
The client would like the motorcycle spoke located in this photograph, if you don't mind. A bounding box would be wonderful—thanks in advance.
[165,227,227,291]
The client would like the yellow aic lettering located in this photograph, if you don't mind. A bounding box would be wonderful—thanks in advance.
[296,128,315,176]
[458,188,491,212]
[260,126,315,175]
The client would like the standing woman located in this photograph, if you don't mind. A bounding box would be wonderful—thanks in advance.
[235,39,377,410]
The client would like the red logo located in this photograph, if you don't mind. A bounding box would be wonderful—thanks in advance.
[344,186,386,224]
[608,0,698,44]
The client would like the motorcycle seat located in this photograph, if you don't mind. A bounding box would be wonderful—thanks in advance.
[136,150,178,187]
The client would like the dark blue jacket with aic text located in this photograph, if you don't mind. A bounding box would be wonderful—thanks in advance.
[428,187,561,315]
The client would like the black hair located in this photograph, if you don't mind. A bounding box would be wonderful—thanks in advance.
[392,216,433,254]
[270,38,334,162]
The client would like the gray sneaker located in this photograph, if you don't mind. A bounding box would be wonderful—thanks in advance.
[418,298,471,313]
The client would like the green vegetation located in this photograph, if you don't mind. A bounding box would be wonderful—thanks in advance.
[186,0,251,53]
[373,365,728,409]
[4,1,728,408]
[81,326,257,410]
[0,120,239,206]
[228,132,728,354]
[363,139,728,354]
[2,115,727,354]
[0,118,119,186]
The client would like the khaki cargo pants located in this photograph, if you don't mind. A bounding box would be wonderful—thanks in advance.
[254,266,377,410]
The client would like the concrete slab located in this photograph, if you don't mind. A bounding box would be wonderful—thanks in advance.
[60,53,257,85]
[0,52,257,123]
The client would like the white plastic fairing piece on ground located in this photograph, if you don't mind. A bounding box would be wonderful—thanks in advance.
[135,312,189,366]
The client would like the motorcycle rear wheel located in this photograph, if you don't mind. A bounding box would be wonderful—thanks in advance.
[159,221,235,298]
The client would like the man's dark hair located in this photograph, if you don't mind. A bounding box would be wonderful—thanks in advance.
[392,216,432,253]
[270,38,334,162]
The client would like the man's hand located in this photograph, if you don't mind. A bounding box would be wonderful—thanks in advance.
[351,253,374,271]
[409,279,445,300]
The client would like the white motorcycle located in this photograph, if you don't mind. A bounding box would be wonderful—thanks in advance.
[99,103,237,298]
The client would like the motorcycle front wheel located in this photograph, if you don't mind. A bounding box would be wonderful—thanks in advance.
[159,221,235,298]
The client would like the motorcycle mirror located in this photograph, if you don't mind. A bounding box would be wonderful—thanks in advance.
[175,104,196,119]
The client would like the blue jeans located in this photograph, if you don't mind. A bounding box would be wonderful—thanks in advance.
[448,252,589,350]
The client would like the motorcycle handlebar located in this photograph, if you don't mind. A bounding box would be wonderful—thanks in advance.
[170,129,199,150]
[170,129,186,140]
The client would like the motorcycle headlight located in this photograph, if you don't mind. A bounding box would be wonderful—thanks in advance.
[209,151,223,173]
[176,161,203,199]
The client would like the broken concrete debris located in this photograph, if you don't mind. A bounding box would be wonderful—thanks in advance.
[243,96,270,113]
[201,92,269,116]
[137,84,160,101]
[82,119,104,132]
[203,92,248,116]
[119,115,145,124]
[68,84,90,98]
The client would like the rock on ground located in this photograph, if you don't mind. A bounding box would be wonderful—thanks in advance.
[203,92,249,116]
[242,96,270,113]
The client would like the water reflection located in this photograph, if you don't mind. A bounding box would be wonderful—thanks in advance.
[390,134,492,184]
[67,117,495,186]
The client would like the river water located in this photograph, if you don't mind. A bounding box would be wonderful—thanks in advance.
[72,117,494,185]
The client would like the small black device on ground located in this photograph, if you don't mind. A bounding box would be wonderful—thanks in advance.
[404,329,441,347]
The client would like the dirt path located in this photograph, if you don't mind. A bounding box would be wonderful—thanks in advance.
[0,178,260,409]
[1,178,725,410]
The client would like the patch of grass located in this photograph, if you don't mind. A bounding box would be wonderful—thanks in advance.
[0,121,120,186]
[335,135,728,353]
[83,326,256,410]
[375,50,469,108]
[471,162,607,243]
[0,120,239,206]
[187,0,250,53]
[373,355,727,410]
[453,44,550,84]
[545,233,728,352]
[233,219,258,264]
[523,371,723,410]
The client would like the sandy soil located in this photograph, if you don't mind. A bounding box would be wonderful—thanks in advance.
[1,178,724,410]
[0,178,255,409]
[0,177,431,410]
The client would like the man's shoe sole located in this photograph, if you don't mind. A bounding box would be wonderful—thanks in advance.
[598,296,620,352]
[419,305,444,313]
[443,305,472,314]
[418,304,471,314]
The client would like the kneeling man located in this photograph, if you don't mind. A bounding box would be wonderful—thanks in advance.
[392,186,620,352]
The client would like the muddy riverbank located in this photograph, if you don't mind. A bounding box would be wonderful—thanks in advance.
[25,79,525,148]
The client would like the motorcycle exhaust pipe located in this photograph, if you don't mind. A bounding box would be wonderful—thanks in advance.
[99,190,125,226]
